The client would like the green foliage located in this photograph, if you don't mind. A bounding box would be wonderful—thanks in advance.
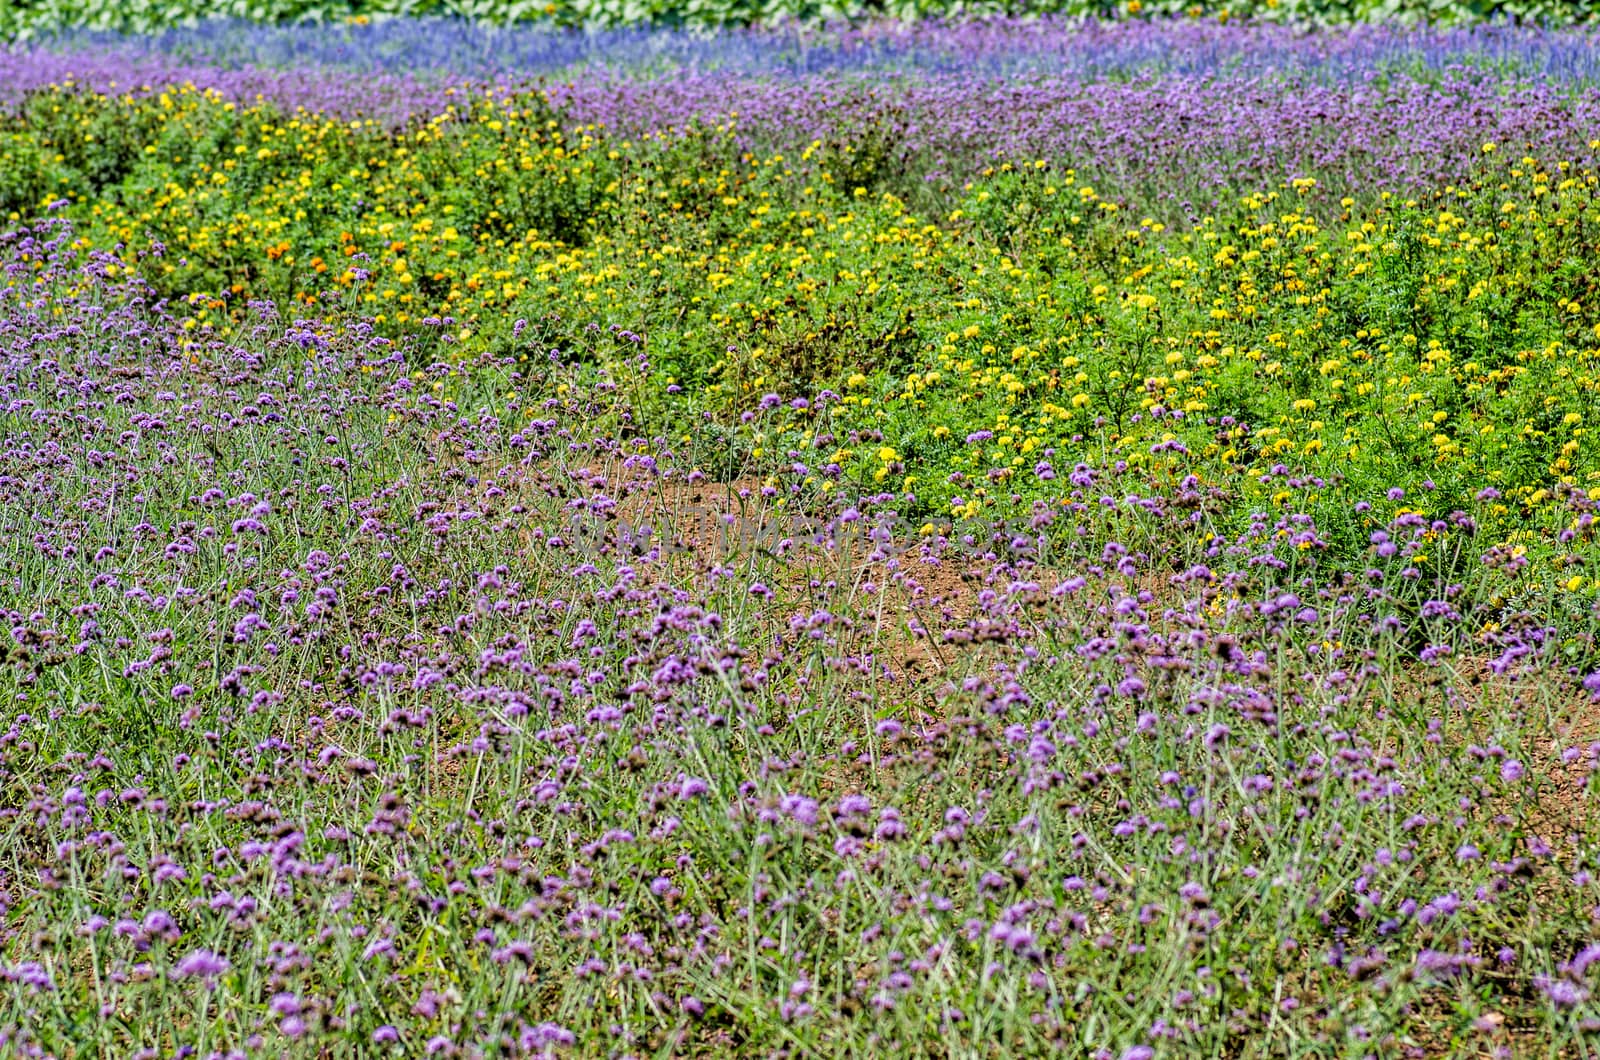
[0,131,74,214]
[2,0,1598,37]
[5,83,1600,600]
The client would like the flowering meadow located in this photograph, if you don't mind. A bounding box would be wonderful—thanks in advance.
[5,15,1600,1059]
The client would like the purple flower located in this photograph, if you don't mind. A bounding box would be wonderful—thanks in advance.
[171,950,229,981]
[1,962,55,993]
[1538,975,1591,1007]
[1569,943,1600,977]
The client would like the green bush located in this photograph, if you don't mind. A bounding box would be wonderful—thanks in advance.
[2,0,1597,37]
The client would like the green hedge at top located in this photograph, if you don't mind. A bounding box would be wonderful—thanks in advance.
[1,0,1597,35]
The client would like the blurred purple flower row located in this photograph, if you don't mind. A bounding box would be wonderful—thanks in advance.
[26,17,1600,82]
[546,69,1600,206]
[5,21,1599,205]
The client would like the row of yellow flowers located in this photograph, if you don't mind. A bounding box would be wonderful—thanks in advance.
[6,83,1600,577]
